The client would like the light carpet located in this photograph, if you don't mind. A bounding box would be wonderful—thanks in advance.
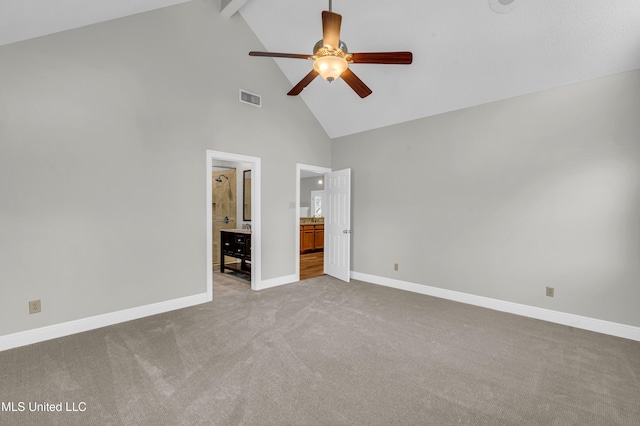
[1,275,639,425]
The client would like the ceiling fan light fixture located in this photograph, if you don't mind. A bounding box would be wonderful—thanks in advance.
[248,9,412,97]
[313,55,348,82]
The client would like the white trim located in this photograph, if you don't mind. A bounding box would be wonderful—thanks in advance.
[220,0,248,19]
[207,150,261,293]
[255,274,298,291]
[351,271,640,342]
[296,164,331,281]
[0,293,209,352]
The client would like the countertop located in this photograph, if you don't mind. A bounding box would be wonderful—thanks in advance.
[220,229,251,234]
[300,217,324,225]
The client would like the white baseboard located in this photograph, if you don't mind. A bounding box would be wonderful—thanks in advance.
[255,274,298,291]
[351,271,640,342]
[0,292,210,352]
[5,273,637,352]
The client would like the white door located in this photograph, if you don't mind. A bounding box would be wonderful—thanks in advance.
[324,168,351,282]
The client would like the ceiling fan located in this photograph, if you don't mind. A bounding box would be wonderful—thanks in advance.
[248,2,413,98]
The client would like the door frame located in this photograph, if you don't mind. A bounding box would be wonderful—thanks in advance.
[207,150,261,296]
[296,163,331,281]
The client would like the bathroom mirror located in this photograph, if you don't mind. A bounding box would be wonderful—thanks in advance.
[243,170,251,221]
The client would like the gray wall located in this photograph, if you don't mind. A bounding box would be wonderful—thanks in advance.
[0,1,331,336]
[300,177,324,211]
[332,69,640,327]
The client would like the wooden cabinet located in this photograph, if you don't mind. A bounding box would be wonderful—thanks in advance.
[220,229,251,274]
[314,225,324,250]
[300,224,324,253]
[302,225,315,253]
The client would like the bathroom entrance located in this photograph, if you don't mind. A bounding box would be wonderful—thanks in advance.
[297,164,331,281]
[296,164,352,283]
[211,166,238,269]
[207,150,261,296]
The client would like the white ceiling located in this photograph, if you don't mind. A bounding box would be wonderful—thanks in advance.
[2,0,640,139]
[241,0,640,138]
[0,0,191,47]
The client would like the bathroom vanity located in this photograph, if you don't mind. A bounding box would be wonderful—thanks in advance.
[300,218,324,253]
[220,229,251,274]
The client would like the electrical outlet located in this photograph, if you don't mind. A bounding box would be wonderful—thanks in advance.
[394,263,399,271]
[29,299,42,314]
[546,287,554,297]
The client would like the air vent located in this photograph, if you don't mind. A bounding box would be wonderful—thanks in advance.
[239,89,261,107]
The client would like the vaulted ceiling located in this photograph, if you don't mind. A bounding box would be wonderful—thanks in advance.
[2,0,640,138]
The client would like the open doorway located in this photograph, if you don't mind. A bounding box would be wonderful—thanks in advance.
[212,163,250,295]
[296,164,331,281]
[207,151,261,298]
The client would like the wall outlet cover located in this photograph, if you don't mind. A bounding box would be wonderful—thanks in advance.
[29,299,42,314]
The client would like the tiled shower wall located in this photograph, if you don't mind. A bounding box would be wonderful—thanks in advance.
[212,169,237,265]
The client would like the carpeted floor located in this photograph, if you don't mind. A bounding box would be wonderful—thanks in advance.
[1,275,639,425]
[213,266,252,297]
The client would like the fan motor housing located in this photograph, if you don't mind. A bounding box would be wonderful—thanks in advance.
[313,39,349,56]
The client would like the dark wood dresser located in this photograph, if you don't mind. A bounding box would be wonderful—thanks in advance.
[220,229,251,274]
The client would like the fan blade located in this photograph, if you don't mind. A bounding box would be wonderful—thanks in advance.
[340,68,372,98]
[249,51,312,60]
[350,52,413,64]
[322,11,342,50]
[287,70,320,96]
